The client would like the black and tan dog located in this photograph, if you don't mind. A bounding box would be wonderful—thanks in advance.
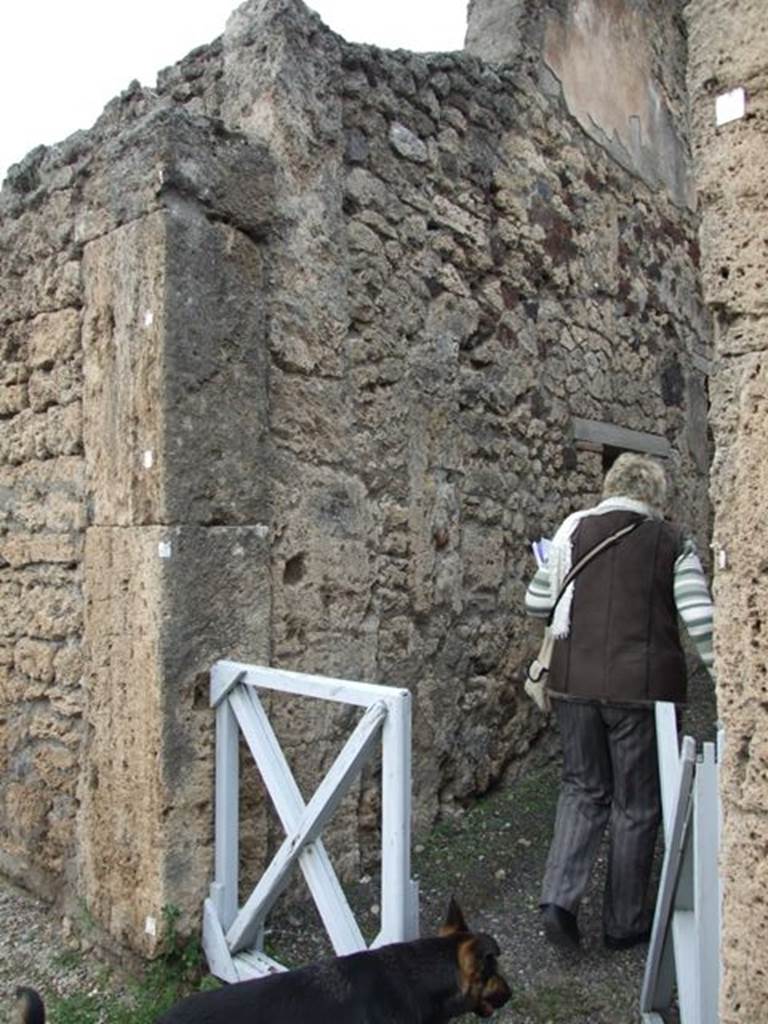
[157,899,510,1023]
[15,899,511,1024]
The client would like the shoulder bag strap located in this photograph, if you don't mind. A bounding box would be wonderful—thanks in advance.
[547,518,644,626]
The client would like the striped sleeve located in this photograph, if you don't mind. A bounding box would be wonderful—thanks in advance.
[525,566,553,619]
[674,538,714,674]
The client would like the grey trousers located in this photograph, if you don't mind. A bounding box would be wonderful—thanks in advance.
[541,698,662,939]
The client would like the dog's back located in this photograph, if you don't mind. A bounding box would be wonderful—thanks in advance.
[157,900,510,1023]
[157,938,461,1023]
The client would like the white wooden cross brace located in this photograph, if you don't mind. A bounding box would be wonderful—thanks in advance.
[640,734,696,1018]
[641,701,723,1024]
[693,740,721,1024]
[226,684,386,956]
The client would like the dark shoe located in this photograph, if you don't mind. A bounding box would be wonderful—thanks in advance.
[604,928,651,951]
[541,903,580,949]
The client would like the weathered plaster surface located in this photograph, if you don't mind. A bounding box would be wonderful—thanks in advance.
[466,0,693,207]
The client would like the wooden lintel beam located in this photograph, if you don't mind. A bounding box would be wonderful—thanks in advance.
[572,418,672,458]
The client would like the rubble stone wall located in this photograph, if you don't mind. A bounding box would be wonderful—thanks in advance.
[0,0,712,952]
[685,0,768,1018]
[0,153,88,899]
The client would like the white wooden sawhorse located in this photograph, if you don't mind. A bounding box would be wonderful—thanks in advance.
[203,660,419,982]
[640,701,722,1023]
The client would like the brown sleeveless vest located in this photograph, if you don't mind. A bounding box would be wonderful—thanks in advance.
[548,509,687,705]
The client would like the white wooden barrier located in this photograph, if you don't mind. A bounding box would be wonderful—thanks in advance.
[640,702,722,1023]
[202,660,420,982]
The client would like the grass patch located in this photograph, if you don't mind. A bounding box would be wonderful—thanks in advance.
[505,974,638,1024]
[412,755,561,913]
[47,905,220,1024]
[52,949,84,971]
[48,963,208,1024]
[506,979,594,1023]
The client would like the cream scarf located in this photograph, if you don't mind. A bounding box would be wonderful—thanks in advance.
[548,496,655,638]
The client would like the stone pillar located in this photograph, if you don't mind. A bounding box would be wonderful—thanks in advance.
[686,1,768,1019]
[76,110,275,953]
[217,0,384,877]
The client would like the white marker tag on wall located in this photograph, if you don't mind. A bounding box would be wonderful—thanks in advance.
[143,450,154,469]
[715,87,746,126]
[144,310,154,328]
[158,541,172,559]
[145,915,157,937]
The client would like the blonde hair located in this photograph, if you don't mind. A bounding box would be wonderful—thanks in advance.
[602,453,667,513]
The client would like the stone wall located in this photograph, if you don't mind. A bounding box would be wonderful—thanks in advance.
[685,1,768,1018]
[0,0,712,953]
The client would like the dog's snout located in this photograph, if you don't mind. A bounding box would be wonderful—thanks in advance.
[483,974,512,1012]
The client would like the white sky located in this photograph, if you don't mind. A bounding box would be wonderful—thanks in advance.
[0,1,468,183]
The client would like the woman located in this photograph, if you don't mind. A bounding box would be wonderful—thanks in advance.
[524,453,714,950]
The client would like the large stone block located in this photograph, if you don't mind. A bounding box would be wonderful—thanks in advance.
[79,526,165,947]
[163,199,271,526]
[83,197,271,528]
[81,214,166,526]
[0,533,82,569]
[0,402,83,466]
[0,458,86,534]
[18,569,83,641]
[223,0,343,168]
[74,105,274,246]
[25,309,82,368]
[709,350,768,816]
[80,523,271,951]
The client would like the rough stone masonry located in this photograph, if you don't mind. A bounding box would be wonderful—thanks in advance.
[686,0,768,1019]
[0,0,712,959]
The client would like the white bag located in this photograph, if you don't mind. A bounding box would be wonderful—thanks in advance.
[524,628,553,713]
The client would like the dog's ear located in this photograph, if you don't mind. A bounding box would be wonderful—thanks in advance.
[438,897,469,936]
